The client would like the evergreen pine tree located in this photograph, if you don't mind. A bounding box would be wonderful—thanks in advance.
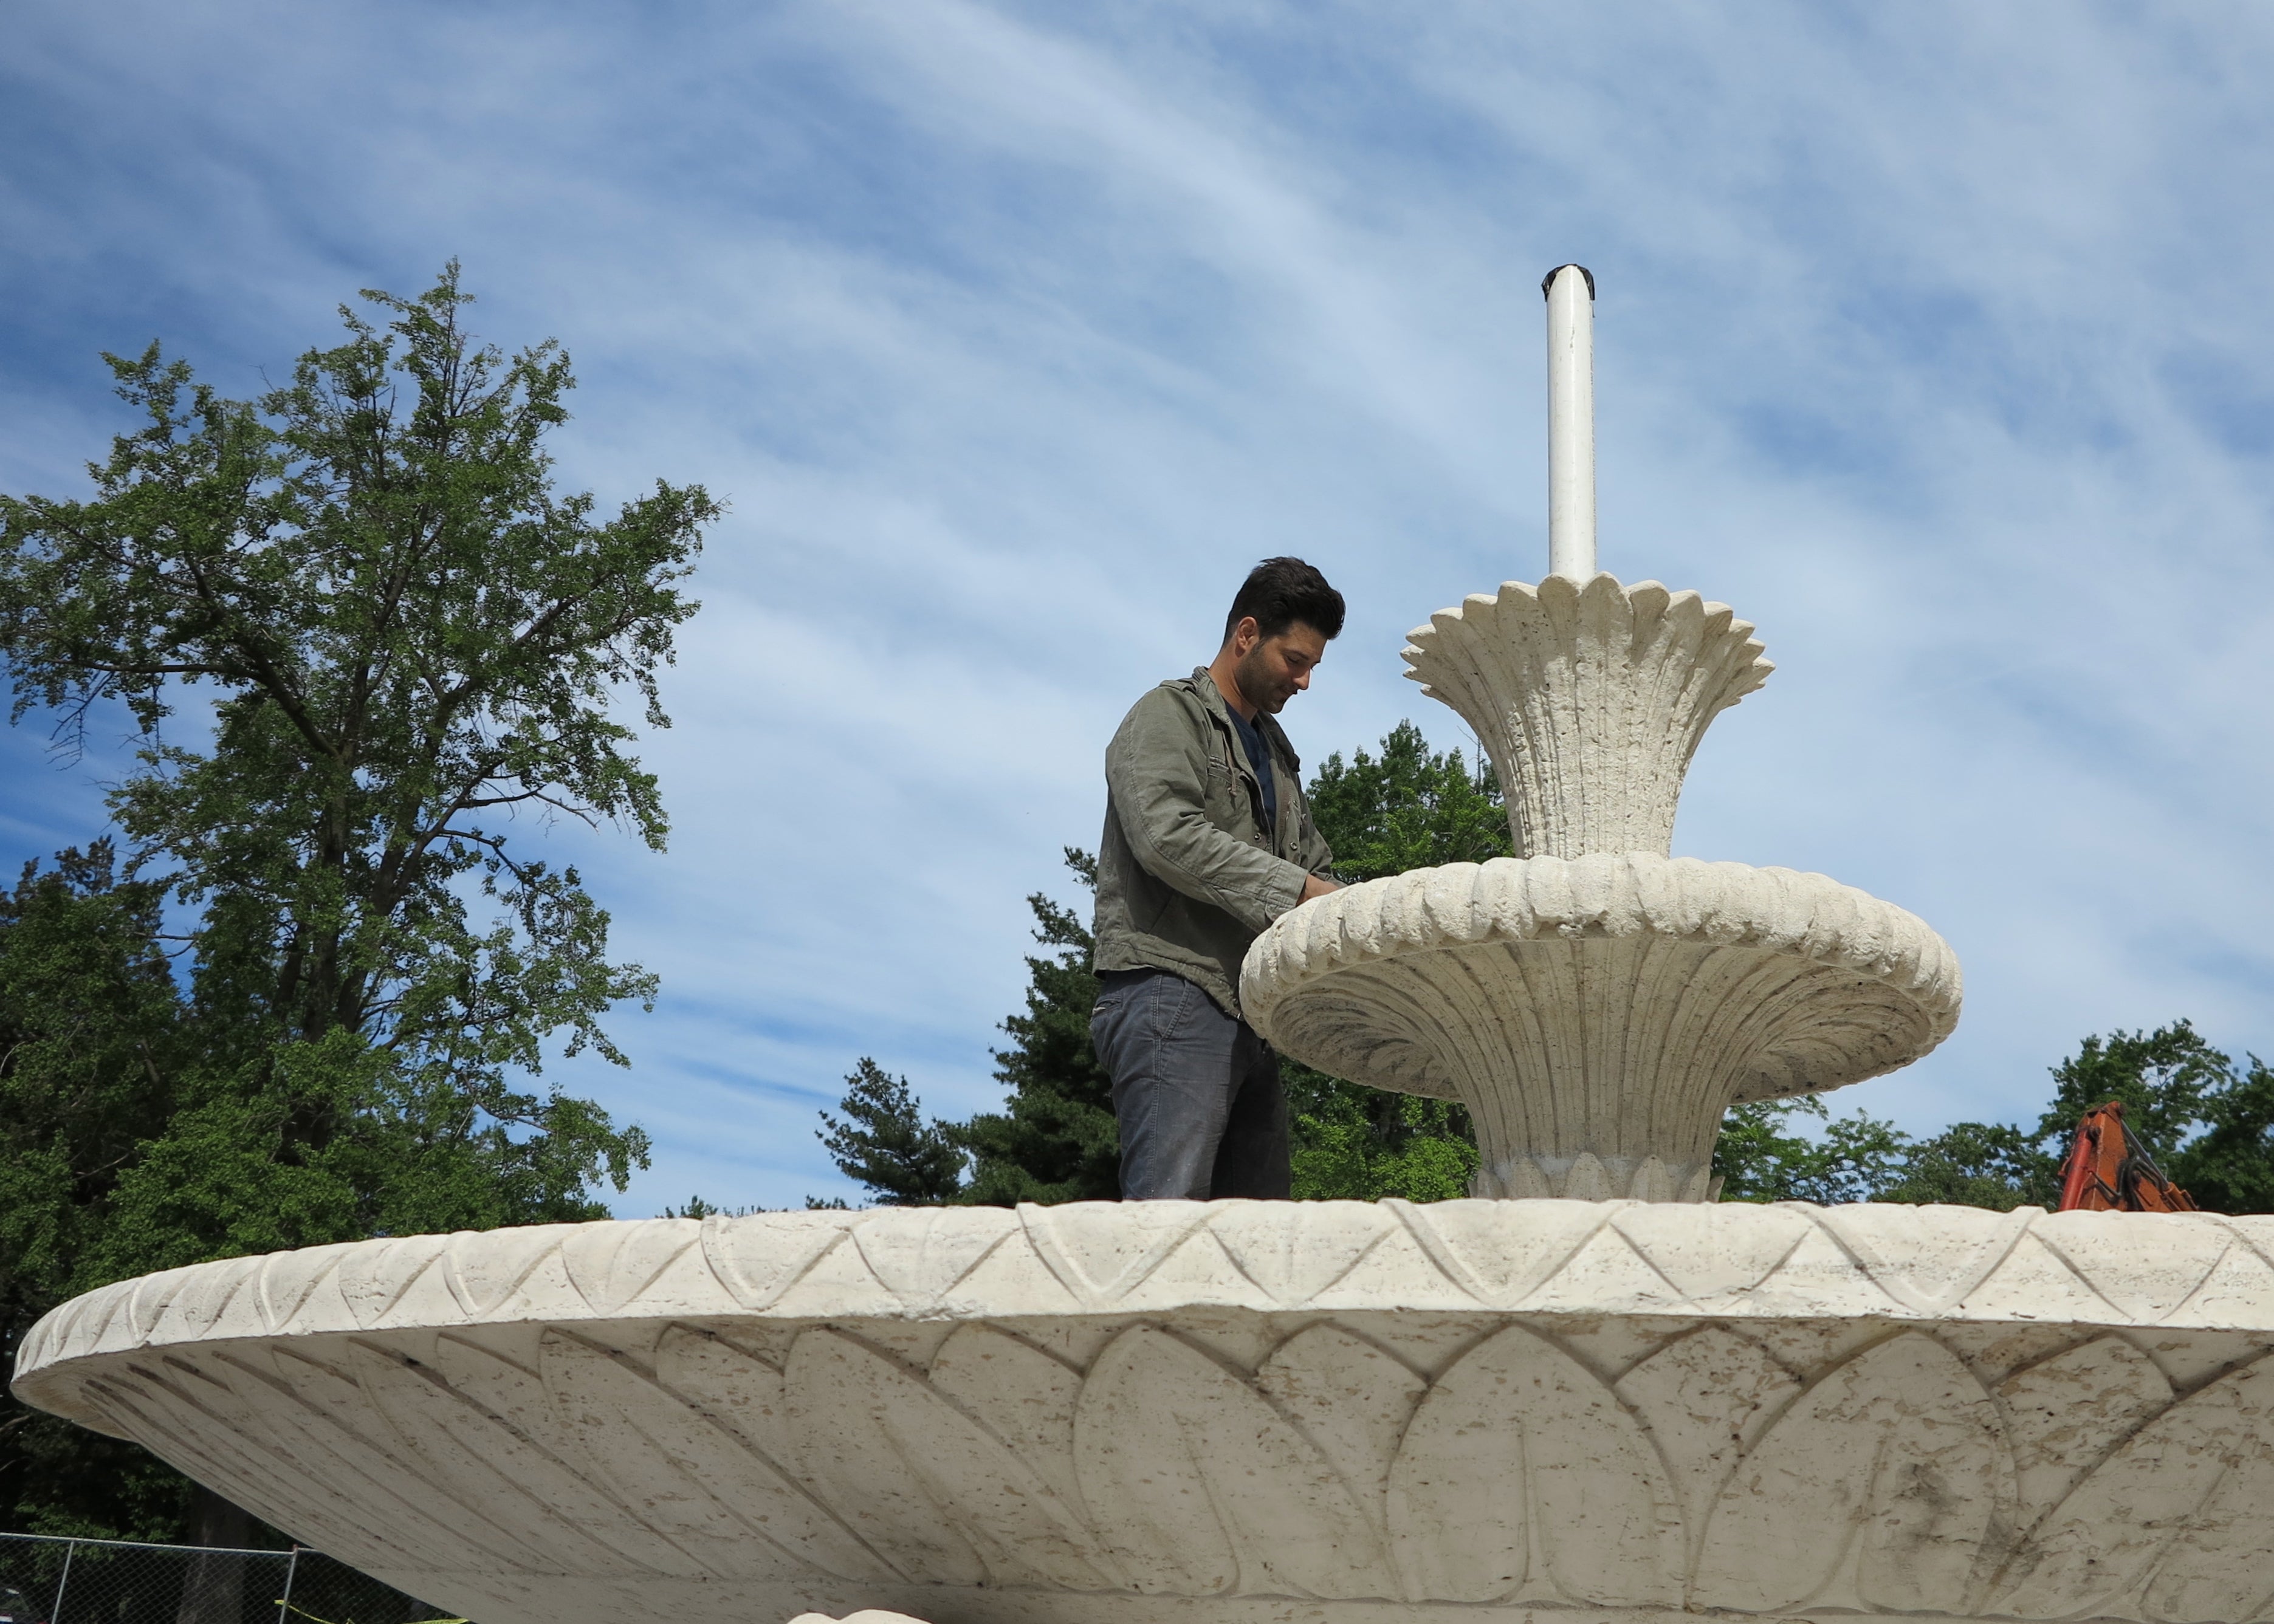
[816,1060,967,1204]
[957,849,1120,1204]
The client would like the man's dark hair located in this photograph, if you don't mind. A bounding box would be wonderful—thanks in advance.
[1223,557,1345,643]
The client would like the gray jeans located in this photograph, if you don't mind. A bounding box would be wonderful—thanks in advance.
[1091,968,1291,1201]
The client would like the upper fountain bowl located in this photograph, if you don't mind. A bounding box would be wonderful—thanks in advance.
[1242,852,1961,1200]
[1404,574,1771,860]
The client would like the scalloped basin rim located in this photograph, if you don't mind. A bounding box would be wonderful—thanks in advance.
[1243,854,1961,990]
[19,1199,2274,1385]
[1236,855,1963,1146]
[18,1201,2274,1619]
[15,1202,2274,1624]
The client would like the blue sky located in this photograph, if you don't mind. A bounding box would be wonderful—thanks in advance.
[4,2,2273,1212]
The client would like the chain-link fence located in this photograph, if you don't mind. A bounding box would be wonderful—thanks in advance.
[0,1533,457,1624]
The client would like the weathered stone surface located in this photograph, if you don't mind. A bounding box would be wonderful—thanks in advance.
[1240,853,1962,1199]
[18,1203,2274,1624]
[1401,572,1771,861]
[1249,573,1962,1201]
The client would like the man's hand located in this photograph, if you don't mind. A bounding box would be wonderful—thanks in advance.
[1300,872,1343,903]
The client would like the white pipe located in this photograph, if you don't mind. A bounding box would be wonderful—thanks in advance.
[1544,264,1596,581]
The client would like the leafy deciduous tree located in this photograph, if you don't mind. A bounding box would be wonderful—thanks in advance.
[1712,1096,1909,1205]
[1717,1022,2274,1213]
[0,846,196,1538]
[0,267,712,1537]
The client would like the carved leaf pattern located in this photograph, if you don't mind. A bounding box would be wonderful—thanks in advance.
[650,1324,791,1457]
[1694,1331,2010,1615]
[1254,1324,1425,1539]
[850,1207,1020,1308]
[1613,1326,1800,1569]
[1386,1324,1684,1606]
[26,1204,2274,1372]
[642,1326,896,1581]
[538,1329,881,1581]
[351,1339,696,1578]
[250,1345,543,1572]
[926,1324,1096,1538]
[1076,1325,1390,1598]
[1993,1352,2274,1621]
[785,1328,1116,1591]
[25,1204,2274,1623]
[86,1359,424,1573]
[1999,1335,2174,1527]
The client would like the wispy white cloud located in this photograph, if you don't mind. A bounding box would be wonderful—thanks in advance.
[4,0,2273,1208]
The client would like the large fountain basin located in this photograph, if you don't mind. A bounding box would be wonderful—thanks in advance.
[15,1201,2274,1624]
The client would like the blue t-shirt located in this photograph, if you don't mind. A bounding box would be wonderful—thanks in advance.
[1225,706,1279,832]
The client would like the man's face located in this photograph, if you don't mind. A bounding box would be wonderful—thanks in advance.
[1231,619,1328,715]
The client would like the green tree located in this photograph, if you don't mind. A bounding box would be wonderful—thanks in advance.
[1873,1120,2056,1210]
[817,1060,968,1204]
[2035,1023,2227,1166]
[1713,1097,1909,1204]
[0,846,199,1538]
[2173,1055,2274,1214]
[957,849,1121,1205]
[1714,1021,2274,1213]
[0,268,710,1536]
[2046,1023,2274,1215]
[1283,1078,1479,1201]
[1306,721,1510,882]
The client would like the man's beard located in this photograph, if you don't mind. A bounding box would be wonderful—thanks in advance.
[1235,646,1296,714]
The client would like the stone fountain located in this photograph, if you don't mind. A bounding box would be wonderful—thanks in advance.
[14,269,2274,1624]
[1242,264,1962,1199]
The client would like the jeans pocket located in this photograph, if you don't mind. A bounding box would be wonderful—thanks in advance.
[1089,981,1127,1050]
[1146,973,1206,1053]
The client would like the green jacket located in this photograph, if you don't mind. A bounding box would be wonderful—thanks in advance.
[1093,668,1335,1018]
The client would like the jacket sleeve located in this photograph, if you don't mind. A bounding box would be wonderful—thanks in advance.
[1105,689,1309,933]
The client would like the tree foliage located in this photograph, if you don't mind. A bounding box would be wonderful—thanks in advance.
[1711,1097,1910,1205]
[817,1061,967,1205]
[1305,721,1510,883]
[956,849,1121,1205]
[0,846,196,1537]
[817,849,1118,1207]
[0,269,710,1536]
[1282,1078,1479,1202]
[1717,1021,2274,1213]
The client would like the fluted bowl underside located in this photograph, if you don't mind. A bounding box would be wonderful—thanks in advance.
[1242,855,1960,1191]
[16,1202,2274,1624]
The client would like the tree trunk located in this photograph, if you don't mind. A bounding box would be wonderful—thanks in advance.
[174,1487,253,1624]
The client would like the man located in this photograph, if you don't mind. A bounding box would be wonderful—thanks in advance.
[1091,557,1345,1200]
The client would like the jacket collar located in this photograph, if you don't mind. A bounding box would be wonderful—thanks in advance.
[1184,666,1302,776]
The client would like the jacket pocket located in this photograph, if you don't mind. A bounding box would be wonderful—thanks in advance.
[1200,756,1244,824]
